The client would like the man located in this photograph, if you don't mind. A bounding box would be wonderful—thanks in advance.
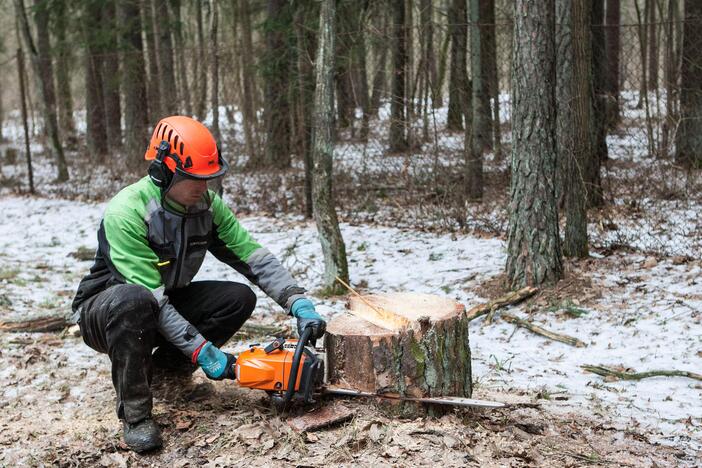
[72,116,326,453]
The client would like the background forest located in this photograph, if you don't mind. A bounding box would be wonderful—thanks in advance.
[0,0,701,466]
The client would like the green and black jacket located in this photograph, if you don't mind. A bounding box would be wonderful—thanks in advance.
[72,176,306,356]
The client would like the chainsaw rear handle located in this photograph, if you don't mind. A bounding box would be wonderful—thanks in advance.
[282,326,314,407]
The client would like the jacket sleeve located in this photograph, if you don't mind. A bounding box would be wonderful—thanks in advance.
[208,195,307,313]
[102,213,206,356]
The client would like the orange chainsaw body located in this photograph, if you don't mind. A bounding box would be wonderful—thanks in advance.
[235,341,306,392]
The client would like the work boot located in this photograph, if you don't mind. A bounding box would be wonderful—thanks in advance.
[122,418,163,453]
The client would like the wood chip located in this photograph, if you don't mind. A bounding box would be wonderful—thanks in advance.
[287,403,353,432]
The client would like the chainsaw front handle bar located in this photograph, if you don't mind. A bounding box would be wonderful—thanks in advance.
[282,326,314,408]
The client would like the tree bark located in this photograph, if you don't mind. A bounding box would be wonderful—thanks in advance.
[143,0,161,120]
[604,0,620,128]
[420,0,439,109]
[335,0,355,131]
[447,0,468,131]
[369,2,389,117]
[294,0,318,218]
[588,0,606,207]
[173,0,192,115]
[262,0,293,168]
[506,0,562,288]
[83,0,108,160]
[239,0,259,165]
[153,0,178,116]
[325,293,472,416]
[472,0,493,151]
[194,0,207,119]
[563,0,591,258]
[53,0,75,142]
[103,0,122,149]
[388,0,408,152]
[120,0,149,169]
[16,0,69,180]
[210,0,220,142]
[676,0,702,167]
[647,0,658,91]
[311,0,349,294]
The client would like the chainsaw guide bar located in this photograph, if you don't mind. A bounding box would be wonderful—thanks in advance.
[322,386,506,409]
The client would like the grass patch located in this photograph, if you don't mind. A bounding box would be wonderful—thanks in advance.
[547,300,589,318]
[0,267,20,281]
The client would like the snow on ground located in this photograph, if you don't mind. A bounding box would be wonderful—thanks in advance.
[0,194,700,460]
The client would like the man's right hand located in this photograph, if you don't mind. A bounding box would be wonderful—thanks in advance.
[193,341,236,380]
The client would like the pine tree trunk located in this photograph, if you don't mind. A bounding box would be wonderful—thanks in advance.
[103,0,122,149]
[19,0,69,180]
[53,0,75,143]
[294,1,318,218]
[482,0,500,158]
[120,0,149,170]
[153,0,178,116]
[263,0,292,168]
[143,0,161,120]
[563,0,591,258]
[83,0,108,160]
[506,0,562,288]
[311,0,349,294]
[354,3,371,142]
[173,0,192,116]
[195,0,207,120]
[388,0,408,152]
[676,0,702,167]
[589,0,606,207]
[605,0,620,128]
[447,0,468,131]
[647,0,658,91]
[472,0,493,151]
[210,1,220,142]
[661,0,679,155]
[239,0,259,165]
[369,3,388,117]
[335,0,355,131]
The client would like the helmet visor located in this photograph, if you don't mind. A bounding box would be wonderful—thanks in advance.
[163,172,225,216]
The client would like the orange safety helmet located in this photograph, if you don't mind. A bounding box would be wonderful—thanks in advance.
[144,116,228,187]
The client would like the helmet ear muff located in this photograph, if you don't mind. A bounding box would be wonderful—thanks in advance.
[148,141,178,188]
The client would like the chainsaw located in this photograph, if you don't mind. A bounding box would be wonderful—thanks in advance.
[234,327,505,410]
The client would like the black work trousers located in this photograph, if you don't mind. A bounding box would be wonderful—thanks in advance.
[79,281,256,424]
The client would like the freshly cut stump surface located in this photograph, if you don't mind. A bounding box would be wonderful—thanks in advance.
[324,293,472,407]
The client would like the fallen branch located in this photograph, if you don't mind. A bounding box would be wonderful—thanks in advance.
[466,287,538,322]
[0,316,70,333]
[581,365,702,382]
[501,313,587,347]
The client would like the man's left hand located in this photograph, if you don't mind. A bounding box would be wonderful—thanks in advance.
[291,298,326,342]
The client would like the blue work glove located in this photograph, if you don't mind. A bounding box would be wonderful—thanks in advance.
[193,342,236,380]
[291,298,326,343]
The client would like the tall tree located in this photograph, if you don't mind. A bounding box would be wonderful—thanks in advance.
[483,0,501,158]
[15,0,69,180]
[369,1,389,117]
[646,0,658,90]
[53,0,75,142]
[335,0,355,130]
[676,0,702,167]
[83,0,108,159]
[589,0,606,206]
[311,0,349,294]
[447,0,468,131]
[388,0,408,151]
[194,0,207,119]
[471,0,493,152]
[420,0,439,109]
[239,0,259,164]
[153,0,178,116]
[506,0,562,288]
[262,0,293,168]
[120,0,149,167]
[605,0,620,128]
[143,0,161,120]
[557,0,591,258]
[103,0,121,148]
[172,0,192,115]
[210,0,220,142]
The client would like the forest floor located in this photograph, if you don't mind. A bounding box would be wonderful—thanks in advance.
[1,97,701,465]
[0,192,699,467]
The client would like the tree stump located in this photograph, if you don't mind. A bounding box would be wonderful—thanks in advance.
[324,293,472,414]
